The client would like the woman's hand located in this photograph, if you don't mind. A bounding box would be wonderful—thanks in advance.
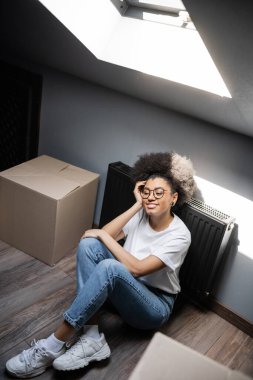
[81,229,105,240]
[134,180,146,205]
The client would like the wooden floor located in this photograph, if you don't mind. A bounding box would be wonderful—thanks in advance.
[0,239,253,380]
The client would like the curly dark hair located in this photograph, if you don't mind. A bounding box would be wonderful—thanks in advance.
[132,152,196,206]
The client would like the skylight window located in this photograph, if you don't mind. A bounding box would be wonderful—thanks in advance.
[126,7,195,30]
[118,0,194,29]
[126,0,186,13]
[38,0,231,98]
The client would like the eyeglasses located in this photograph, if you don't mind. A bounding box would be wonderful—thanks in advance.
[140,187,168,199]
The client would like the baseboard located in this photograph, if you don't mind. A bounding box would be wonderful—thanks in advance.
[209,296,253,338]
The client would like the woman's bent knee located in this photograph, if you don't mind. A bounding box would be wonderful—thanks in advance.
[77,238,101,258]
[77,238,115,267]
[78,237,99,251]
[98,258,125,273]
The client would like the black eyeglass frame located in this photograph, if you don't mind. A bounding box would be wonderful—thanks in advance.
[140,187,169,199]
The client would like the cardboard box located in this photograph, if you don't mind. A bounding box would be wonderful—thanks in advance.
[0,155,99,265]
[129,332,252,380]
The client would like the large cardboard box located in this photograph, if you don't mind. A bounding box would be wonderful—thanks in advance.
[129,332,252,380]
[0,155,99,265]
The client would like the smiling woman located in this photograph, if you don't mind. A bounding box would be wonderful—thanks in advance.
[6,151,196,378]
[139,177,178,230]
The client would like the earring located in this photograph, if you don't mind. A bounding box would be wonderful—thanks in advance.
[171,202,175,207]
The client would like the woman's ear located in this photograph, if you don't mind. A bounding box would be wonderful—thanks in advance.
[171,192,178,206]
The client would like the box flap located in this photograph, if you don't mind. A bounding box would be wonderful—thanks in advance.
[0,155,67,176]
[0,155,99,200]
[28,155,69,173]
[57,165,99,186]
[1,175,79,200]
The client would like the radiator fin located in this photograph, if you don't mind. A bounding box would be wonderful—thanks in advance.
[186,198,234,225]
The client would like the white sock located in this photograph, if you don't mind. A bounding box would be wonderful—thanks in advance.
[83,325,101,340]
[42,333,65,352]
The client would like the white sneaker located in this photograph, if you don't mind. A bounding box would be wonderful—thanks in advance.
[53,333,111,371]
[6,339,66,378]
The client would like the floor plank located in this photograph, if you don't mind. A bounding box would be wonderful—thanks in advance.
[0,268,73,324]
[236,336,253,377]
[207,325,251,368]
[56,247,77,279]
[0,284,76,355]
[168,306,231,354]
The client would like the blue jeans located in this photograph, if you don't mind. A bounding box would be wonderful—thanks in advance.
[64,238,175,330]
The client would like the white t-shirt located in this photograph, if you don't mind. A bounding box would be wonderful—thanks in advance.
[122,211,191,294]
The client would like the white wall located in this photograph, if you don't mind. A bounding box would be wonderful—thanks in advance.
[37,67,253,323]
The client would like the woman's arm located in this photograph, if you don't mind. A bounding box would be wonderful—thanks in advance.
[82,229,165,277]
[101,181,146,240]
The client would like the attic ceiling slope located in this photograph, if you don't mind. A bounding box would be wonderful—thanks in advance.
[183,0,253,136]
[39,0,231,98]
[0,0,253,137]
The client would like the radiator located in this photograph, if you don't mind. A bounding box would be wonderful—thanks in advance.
[99,162,135,228]
[99,162,236,302]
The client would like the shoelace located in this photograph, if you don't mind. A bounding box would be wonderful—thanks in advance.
[65,330,83,348]
[65,336,91,361]
[21,340,47,368]
[67,337,87,354]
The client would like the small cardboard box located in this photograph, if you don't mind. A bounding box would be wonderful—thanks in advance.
[0,155,99,265]
[129,332,252,380]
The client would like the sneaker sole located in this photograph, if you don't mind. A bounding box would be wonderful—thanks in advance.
[53,344,111,371]
[6,366,47,378]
